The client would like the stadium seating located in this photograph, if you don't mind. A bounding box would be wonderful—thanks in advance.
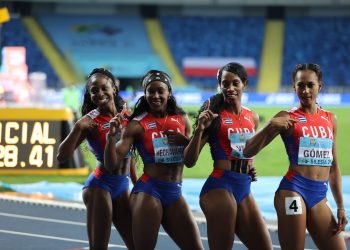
[37,14,164,78]
[282,17,350,88]
[160,16,264,89]
[5,13,350,91]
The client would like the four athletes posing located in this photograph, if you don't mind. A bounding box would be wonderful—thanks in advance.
[59,64,347,249]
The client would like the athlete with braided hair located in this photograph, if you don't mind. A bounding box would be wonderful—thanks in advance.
[184,62,272,250]
[57,68,136,250]
[105,69,203,250]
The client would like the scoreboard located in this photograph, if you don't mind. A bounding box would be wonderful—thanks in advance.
[0,108,87,174]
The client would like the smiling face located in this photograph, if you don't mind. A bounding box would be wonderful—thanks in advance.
[88,73,116,109]
[219,70,246,105]
[293,69,322,108]
[145,80,170,114]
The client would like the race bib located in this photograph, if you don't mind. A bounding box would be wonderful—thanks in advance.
[152,137,184,164]
[298,137,333,166]
[285,197,303,215]
[229,132,254,159]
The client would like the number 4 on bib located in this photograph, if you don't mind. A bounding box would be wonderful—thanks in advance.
[285,197,303,215]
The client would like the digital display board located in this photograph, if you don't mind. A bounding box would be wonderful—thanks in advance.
[0,120,60,169]
[0,108,87,173]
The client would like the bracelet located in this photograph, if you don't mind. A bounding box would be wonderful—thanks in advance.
[337,208,345,211]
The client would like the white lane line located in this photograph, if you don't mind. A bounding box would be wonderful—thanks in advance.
[0,229,126,248]
[0,196,328,249]
[0,194,85,210]
[0,212,281,247]
[0,212,181,240]
[0,212,85,226]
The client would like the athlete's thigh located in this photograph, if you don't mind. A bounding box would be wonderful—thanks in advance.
[112,191,135,250]
[162,197,203,250]
[130,192,163,250]
[112,190,131,226]
[236,194,272,250]
[307,199,347,250]
[83,187,113,248]
[200,189,237,226]
[200,189,237,250]
[274,190,307,250]
[83,187,113,227]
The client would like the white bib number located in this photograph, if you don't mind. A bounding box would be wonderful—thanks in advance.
[285,197,303,215]
[153,137,184,164]
[298,137,333,166]
[229,132,254,159]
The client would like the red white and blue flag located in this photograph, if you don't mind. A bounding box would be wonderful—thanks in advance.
[297,116,307,123]
[146,122,157,129]
[182,57,257,77]
[223,118,233,125]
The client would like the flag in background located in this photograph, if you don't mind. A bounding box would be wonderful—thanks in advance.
[182,57,257,77]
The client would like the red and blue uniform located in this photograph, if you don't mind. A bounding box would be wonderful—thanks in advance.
[200,107,256,205]
[131,112,185,207]
[83,109,130,200]
[133,112,185,164]
[277,107,333,208]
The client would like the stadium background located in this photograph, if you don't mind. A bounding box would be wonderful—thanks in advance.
[0,0,349,211]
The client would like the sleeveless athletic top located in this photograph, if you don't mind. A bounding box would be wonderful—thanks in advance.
[86,109,128,162]
[133,112,185,164]
[281,107,334,166]
[208,106,255,161]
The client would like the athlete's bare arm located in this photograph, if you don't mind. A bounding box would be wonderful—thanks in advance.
[57,116,91,162]
[244,111,298,158]
[105,120,140,172]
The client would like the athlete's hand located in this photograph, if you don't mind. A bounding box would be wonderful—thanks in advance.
[197,99,218,131]
[164,130,189,146]
[108,116,122,137]
[120,103,128,119]
[249,167,257,182]
[269,116,298,132]
[108,109,127,138]
[333,208,348,235]
[108,103,128,137]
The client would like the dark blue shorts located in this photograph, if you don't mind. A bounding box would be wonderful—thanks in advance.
[276,170,328,209]
[131,174,182,207]
[83,168,129,200]
[200,169,251,205]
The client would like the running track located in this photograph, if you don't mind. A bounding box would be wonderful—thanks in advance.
[0,195,349,250]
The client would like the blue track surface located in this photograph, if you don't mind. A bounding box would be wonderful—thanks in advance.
[1,176,349,230]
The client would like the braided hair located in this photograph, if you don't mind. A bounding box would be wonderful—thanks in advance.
[129,70,185,120]
[193,62,248,137]
[81,68,125,116]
